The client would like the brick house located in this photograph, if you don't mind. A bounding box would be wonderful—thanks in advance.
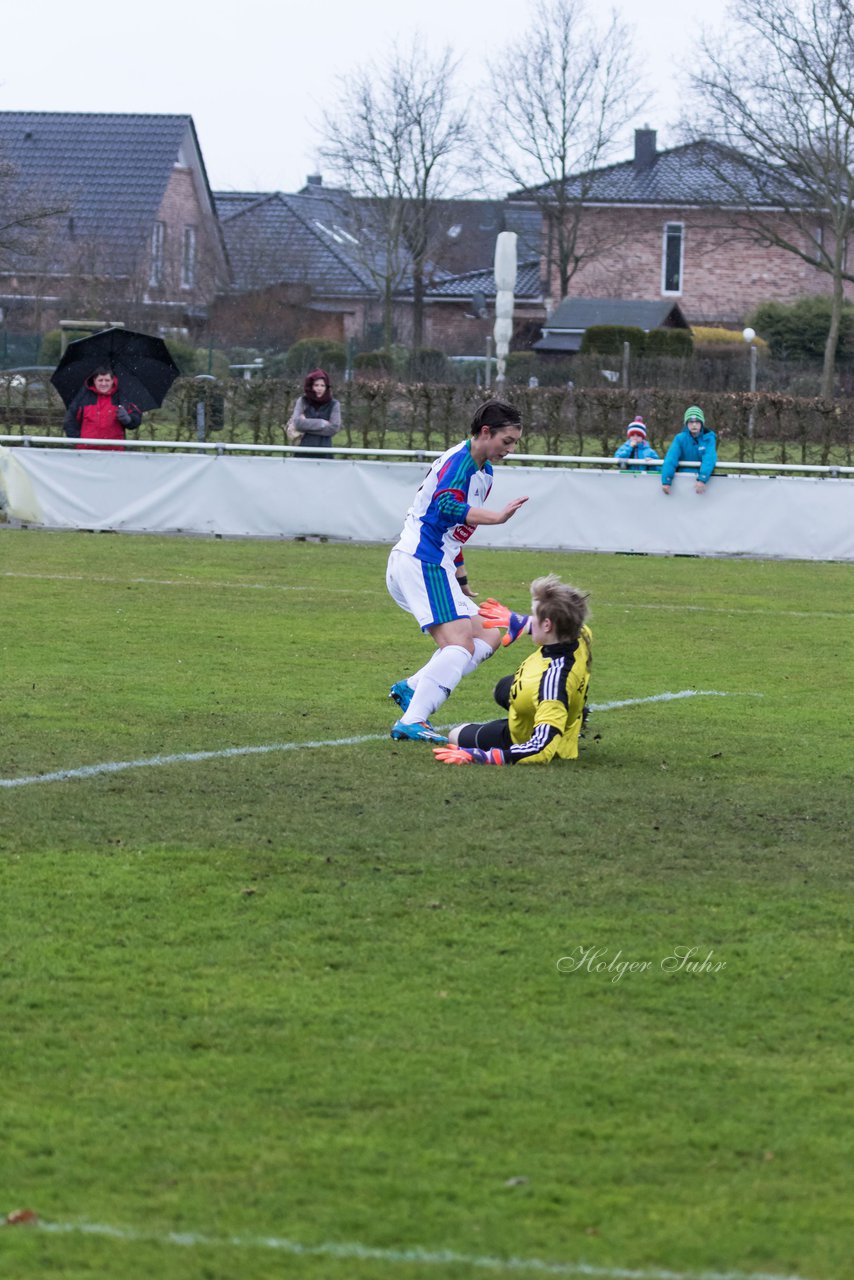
[513,128,853,327]
[416,201,544,354]
[0,112,228,340]
[212,184,377,348]
[213,179,545,353]
[424,259,545,355]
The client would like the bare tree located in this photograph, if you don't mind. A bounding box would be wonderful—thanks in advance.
[484,0,649,301]
[688,0,854,397]
[0,156,69,271]
[333,194,410,351]
[320,40,471,351]
[0,159,70,341]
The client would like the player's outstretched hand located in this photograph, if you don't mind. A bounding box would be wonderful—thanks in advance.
[479,598,510,630]
[479,598,530,646]
[496,496,529,524]
[433,746,506,766]
[433,746,474,766]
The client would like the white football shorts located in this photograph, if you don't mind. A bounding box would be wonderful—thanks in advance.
[386,549,478,631]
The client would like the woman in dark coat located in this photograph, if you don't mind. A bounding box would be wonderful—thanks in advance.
[287,369,342,455]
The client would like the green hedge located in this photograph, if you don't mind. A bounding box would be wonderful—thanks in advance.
[581,325,647,355]
[578,326,693,358]
[644,328,694,357]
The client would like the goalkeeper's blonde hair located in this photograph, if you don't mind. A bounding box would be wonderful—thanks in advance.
[530,574,590,642]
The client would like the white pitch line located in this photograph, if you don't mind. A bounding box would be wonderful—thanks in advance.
[591,689,753,711]
[0,691,756,790]
[0,570,353,593]
[33,1220,811,1280]
[600,601,853,621]
[0,734,378,789]
[2,572,851,620]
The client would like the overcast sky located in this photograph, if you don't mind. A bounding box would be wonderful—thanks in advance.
[3,0,727,194]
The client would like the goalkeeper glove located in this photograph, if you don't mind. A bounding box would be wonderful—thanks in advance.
[478,598,530,646]
[433,746,505,766]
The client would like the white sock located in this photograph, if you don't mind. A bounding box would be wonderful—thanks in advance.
[402,645,471,724]
[409,637,492,685]
[464,636,495,676]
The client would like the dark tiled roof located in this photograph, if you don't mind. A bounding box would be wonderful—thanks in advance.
[426,200,542,275]
[0,112,199,273]
[214,187,544,300]
[543,298,688,330]
[532,332,583,353]
[214,190,380,295]
[426,260,543,301]
[513,138,796,208]
[214,192,268,219]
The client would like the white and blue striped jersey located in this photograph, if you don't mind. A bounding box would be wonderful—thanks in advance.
[393,440,493,569]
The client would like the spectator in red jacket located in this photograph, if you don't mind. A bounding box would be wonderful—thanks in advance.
[63,365,142,451]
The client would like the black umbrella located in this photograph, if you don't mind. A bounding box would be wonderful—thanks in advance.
[51,327,182,411]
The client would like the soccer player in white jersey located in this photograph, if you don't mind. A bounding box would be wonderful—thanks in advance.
[385,399,529,742]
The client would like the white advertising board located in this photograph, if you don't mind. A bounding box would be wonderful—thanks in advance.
[2,447,852,561]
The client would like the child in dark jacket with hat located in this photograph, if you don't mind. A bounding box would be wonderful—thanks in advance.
[613,417,660,472]
[661,406,717,494]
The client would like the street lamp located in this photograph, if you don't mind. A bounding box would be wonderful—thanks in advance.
[742,327,757,437]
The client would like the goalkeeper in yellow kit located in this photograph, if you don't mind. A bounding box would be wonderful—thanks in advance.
[433,574,592,767]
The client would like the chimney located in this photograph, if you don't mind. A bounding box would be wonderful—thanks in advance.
[306,173,323,187]
[634,127,657,171]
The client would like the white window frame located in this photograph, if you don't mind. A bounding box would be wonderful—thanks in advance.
[150,221,166,287]
[662,222,684,296]
[181,225,197,289]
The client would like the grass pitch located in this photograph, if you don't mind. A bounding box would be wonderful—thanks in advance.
[1,529,852,1280]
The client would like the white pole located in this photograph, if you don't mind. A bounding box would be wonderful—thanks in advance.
[743,328,758,438]
[493,232,517,391]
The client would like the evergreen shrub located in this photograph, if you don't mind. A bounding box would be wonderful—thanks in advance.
[38,330,90,364]
[748,297,854,361]
[284,338,347,376]
[354,350,393,376]
[407,348,449,380]
[504,352,541,384]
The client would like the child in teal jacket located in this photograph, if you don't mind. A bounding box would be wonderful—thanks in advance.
[661,406,717,494]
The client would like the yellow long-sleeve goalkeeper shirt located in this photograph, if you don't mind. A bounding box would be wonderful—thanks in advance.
[506,625,592,764]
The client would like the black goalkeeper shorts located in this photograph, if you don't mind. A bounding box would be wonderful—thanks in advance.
[456,718,513,751]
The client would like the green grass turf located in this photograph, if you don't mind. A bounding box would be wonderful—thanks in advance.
[1,530,852,1280]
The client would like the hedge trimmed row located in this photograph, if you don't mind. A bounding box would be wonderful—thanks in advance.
[581,326,694,357]
[1,378,851,464]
